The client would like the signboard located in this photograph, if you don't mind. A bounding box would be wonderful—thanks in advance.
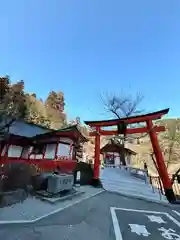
[55,156,71,161]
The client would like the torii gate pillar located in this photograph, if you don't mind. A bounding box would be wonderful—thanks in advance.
[147,120,175,202]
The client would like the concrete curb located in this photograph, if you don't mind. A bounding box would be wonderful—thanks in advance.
[0,189,105,226]
[38,191,84,204]
[106,189,172,207]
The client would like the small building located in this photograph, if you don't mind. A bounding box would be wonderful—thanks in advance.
[0,118,88,173]
[100,139,136,166]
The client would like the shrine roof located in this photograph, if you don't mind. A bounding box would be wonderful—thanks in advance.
[100,142,137,155]
[84,108,169,127]
[31,124,89,143]
[0,117,51,138]
[0,133,32,145]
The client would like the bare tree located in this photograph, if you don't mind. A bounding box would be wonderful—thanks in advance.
[102,91,144,165]
[103,92,143,119]
[163,119,180,168]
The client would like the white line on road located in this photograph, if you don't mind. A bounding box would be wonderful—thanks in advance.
[110,207,123,240]
[172,210,180,218]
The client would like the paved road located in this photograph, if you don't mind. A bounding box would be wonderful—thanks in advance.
[0,191,180,239]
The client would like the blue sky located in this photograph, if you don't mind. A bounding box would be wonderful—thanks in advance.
[0,0,180,122]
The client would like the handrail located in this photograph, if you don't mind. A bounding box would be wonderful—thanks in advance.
[149,176,164,196]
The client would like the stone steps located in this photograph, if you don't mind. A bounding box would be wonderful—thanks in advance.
[100,167,168,203]
[101,180,163,198]
[101,179,155,192]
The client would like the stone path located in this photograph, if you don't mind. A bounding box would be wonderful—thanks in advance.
[0,186,104,222]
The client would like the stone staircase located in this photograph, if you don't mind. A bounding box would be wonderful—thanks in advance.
[100,166,168,203]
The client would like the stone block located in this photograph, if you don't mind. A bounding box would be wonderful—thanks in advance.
[47,174,74,194]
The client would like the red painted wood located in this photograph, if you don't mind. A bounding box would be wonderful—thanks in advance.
[54,141,59,159]
[94,127,101,179]
[0,143,3,157]
[42,144,47,160]
[90,126,165,136]
[147,120,172,190]
[32,131,77,141]
[4,144,10,158]
[0,157,77,173]
[85,108,169,127]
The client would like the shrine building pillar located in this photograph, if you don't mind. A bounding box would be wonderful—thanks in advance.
[146,120,176,202]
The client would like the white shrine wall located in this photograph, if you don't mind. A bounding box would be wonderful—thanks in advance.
[0,136,74,161]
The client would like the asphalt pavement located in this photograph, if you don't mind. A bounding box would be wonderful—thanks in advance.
[0,191,180,240]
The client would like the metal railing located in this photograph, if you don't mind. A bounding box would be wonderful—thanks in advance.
[149,175,180,200]
[149,176,164,200]
[172,177,180,199]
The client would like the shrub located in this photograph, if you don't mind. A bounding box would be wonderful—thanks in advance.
[0,163,39,192]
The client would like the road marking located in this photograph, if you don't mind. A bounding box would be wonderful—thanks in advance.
[172,210,180,218]
[110,207,180,240]
[110,207,123,240]
[113,208,180,227]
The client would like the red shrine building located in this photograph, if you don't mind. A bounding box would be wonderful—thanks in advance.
[0,118,88,173]
[100,139,136,166]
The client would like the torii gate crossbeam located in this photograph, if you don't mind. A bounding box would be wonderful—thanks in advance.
[84,108,176,203]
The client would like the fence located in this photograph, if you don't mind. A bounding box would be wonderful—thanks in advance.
[149,175,180,199]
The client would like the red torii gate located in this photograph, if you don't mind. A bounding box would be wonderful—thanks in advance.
[84,108,176,203]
